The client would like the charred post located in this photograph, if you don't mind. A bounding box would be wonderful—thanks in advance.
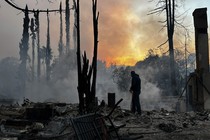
[88,0,99,111]
[65,0,70,54]
[75,0,99,113]
[73,0,77,51]
[30,17,36,81]
[75,0,84,113]
[46,10,52,81]
[58,2,64,58]
[34,10,41,81]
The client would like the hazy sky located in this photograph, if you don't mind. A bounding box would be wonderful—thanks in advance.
[0,0,210,66]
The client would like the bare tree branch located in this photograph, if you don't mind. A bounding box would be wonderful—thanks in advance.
[158,19,167,23]
[148,6,166,15]
[163,49,169,55]
[157,39,168,48]
[159,24,167,32]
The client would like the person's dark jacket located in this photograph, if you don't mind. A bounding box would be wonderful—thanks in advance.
[130,73,141,93]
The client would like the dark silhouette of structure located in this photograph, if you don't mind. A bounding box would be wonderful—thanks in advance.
[187,8,210,111]
[76,0,99,113]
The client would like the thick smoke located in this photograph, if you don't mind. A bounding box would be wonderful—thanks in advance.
[24,70,79,103]
[0,55,181,112]
[0,57,21,99]
[135,68,176,111]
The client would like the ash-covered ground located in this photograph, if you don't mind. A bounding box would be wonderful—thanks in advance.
[0,100,210,140]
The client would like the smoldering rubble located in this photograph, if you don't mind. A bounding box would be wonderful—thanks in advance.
[0,99,210,140]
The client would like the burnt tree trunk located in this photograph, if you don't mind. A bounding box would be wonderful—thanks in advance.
[30,18,36,81]
[46,10,51,81]
[65,0,70,54]
[91,0,99,101]
[58,2,64,58]
[87,0,99,111]
[19,5,30,94]
[34,10,41,81]
[75,0,99,113]
[166,0,177,95]
[73,0,77,51]
[75,0,84,113]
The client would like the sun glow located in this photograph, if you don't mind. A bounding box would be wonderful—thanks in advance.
[105,38,146,66]
[103,12,147,67]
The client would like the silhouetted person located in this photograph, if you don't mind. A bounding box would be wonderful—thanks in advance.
[130,71,141,115]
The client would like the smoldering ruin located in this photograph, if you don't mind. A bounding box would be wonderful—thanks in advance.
[1,0,210,140]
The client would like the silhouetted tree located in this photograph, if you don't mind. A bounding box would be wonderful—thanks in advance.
[19,5,30,93]
[166,0,177,95]
[34,10,41,81]
[46,10,52,81]
[75,0,83,113]
[4,0,66,81]
[135,49,185,95]
[30,17,36,81]
[149,0,177,95]
[73,0,77,50]
[89,0,99,110]
[65,0,70,53]
[112,66,131,92]
[76,0,99,113]
[58,2,64,58]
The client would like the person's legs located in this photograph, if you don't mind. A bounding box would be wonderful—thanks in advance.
[131,95,135,113]
[133,92,141,114]
[136,97,141,114]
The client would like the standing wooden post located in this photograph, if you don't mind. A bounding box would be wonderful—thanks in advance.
[108,93,115,107]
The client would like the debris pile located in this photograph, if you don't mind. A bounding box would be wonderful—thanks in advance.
[0,101,77,140]
[0,100,210,140]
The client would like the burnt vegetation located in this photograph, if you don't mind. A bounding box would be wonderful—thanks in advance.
[1,0,102,114]
[0,0,194,111]
[148,0,190,96]
[2,1,210,140]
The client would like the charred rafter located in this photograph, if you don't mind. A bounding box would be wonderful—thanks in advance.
[4,0,67,13]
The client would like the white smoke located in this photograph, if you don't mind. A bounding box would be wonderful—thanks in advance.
[0,57,21,99]
[135,67,176,111]
[0,56,177,111]
[24,70,79,103]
